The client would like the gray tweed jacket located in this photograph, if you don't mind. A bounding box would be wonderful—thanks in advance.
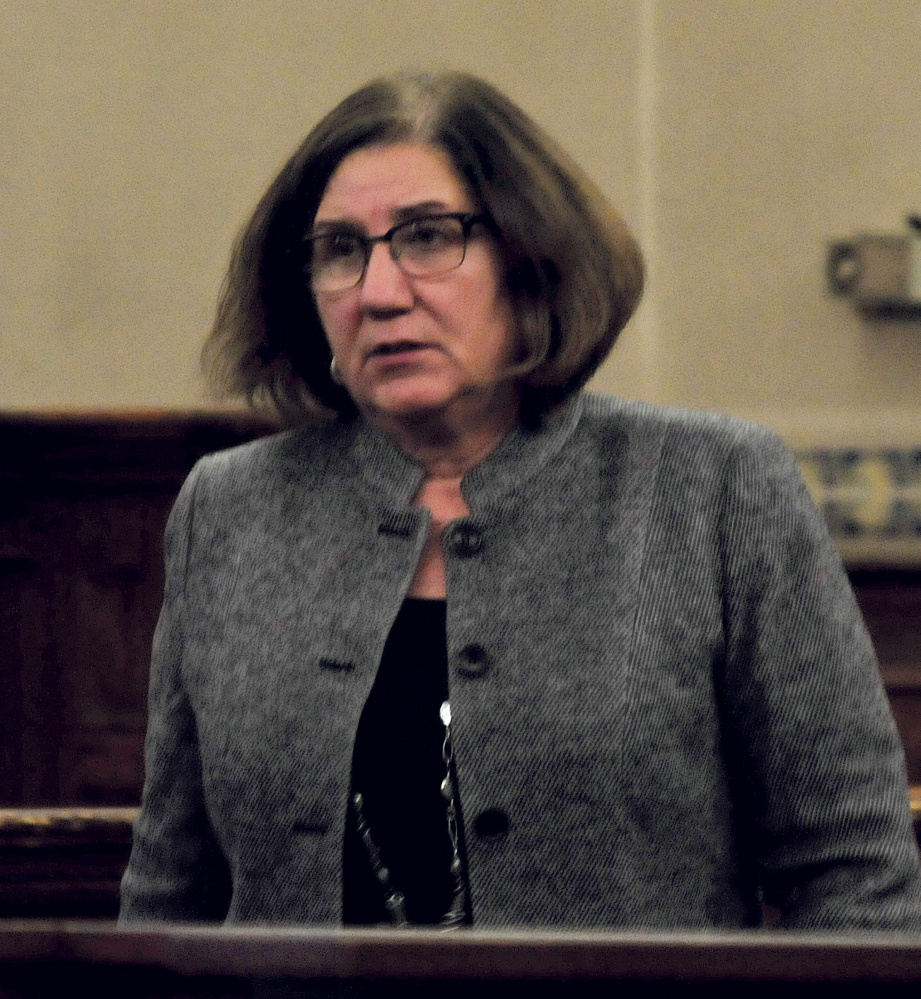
[120,393,921,929]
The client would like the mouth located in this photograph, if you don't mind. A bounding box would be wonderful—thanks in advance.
[368,341,430,358]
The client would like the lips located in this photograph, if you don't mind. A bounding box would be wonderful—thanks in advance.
[368,341,430,358]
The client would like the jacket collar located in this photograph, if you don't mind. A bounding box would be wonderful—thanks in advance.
[344,393,585,514]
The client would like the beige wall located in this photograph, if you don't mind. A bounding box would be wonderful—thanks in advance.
[628,0,921,447]
[2,1,919,446]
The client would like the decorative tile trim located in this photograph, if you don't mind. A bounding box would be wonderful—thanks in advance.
[796,448,921,566]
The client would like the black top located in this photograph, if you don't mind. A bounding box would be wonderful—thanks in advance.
[343,598,462,925]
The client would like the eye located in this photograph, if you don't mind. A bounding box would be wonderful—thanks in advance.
[311,231,364,267]
[399,217,463,254]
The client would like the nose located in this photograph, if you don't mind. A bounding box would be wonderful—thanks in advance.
[359,242,414,312]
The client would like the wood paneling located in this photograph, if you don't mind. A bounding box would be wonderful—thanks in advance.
[0,807,134,919]
[852,569,921,785]
[0,412,275,807]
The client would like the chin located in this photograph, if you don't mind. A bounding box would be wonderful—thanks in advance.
[362,380,458,420]
[371,394,453,421]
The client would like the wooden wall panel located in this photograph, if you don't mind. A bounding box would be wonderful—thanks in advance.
[0,413,274,807]
[852,571,921,785]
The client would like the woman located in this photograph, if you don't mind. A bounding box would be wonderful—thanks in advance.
[121,71,921,930]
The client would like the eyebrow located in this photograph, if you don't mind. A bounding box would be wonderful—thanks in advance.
[392,200,454,222]
[312,200,461,232]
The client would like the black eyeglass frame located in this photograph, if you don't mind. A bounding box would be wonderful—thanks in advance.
[304,212,489,291]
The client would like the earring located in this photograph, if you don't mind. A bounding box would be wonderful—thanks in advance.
[330,357,343,385]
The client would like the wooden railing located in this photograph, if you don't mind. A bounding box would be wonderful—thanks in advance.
[2,923,921,996]
[0,807,135,918]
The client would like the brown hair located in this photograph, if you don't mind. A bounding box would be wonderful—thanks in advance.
[204,71,644,423]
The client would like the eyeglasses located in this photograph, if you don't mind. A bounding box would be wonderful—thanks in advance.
[304,212,487,293]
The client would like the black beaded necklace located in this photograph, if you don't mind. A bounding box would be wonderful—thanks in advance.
[346,598,467,926]
[351,699,466,928]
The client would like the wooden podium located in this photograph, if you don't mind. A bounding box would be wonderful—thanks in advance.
[1,923,921,997]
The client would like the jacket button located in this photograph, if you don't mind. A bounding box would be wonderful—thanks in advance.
[473,808,510,838]
[318,657,355,672]
[444,522,483,558]
[456,643,491,678]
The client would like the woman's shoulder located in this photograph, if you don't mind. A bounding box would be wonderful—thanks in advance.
[577,394,826,554]
[172,419,358,520]
[581,393,780,444]
[192,418,352,480]
[579,393,793,470]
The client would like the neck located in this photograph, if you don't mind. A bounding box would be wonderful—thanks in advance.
[363,388,520,481]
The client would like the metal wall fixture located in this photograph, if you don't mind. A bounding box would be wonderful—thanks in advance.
[827,216,921,316]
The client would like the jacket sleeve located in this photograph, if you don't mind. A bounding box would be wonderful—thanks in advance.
[119,463,232,923]
[717,425,921,930]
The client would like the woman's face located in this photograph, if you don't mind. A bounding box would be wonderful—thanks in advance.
[311,142,519,429]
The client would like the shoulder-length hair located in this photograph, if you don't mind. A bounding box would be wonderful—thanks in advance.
[204,71,644,424]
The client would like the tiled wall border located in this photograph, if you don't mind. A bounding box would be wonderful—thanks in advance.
[796,448,921,567]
